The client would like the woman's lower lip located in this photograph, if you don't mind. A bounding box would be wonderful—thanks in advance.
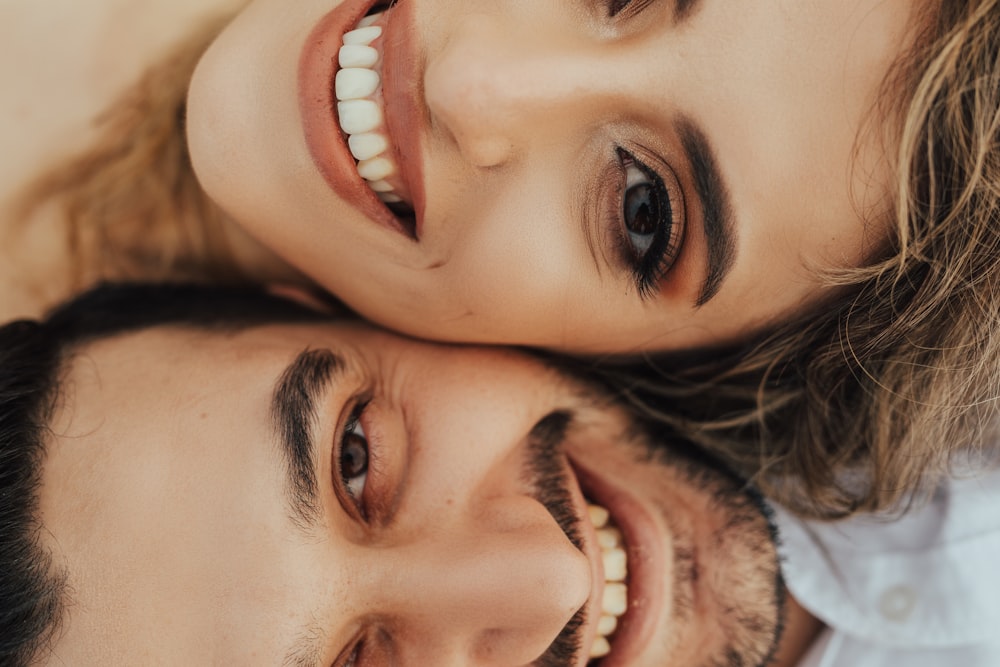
[298,0,415,239]
[571,458,666,667]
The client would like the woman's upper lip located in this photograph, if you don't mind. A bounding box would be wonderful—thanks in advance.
[380,0,426,238]
[297,0,425,239]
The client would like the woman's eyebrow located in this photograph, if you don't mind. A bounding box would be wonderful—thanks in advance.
[270,348,347,531]
[678,117,737,306]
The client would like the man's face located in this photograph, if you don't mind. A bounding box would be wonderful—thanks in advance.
[39,321,782,665]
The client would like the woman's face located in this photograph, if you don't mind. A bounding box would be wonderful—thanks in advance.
[188,0,917,352]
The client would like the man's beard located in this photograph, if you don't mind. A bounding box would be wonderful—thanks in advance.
[637,419,786,667]
[516,399,785,667]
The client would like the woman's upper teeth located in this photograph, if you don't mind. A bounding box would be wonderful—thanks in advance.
[348,132,389,161]
[334,15,409,208]
[337,99,382,134]
[587,501,630,661]
[336,68,379,100]
[344,24,383,46]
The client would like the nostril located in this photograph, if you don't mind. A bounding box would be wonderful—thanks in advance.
[461,137,515,170]
[424,68,519,168]
[425,77,518,169]
[423,18,522,169]
[472,610,586,666]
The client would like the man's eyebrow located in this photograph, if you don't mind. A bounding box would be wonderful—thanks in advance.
[284,621,325,667]
[678,117,738,306]
[674,0,702,23]
[270,348,345,531]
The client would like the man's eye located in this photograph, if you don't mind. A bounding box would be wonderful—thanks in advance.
[339,403,370,505]
[340,641,361,667]
[607,0,632,16]
[606,0,653,19]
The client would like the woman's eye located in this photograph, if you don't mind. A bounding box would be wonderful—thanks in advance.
[339,403,370,504]
[615,147,682,299]
[623,159,661,255]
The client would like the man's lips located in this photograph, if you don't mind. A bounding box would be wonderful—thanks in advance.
[568,458,666,666]
[298,0,425,239]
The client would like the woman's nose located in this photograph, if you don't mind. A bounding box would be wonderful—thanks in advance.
[365,496,592,665]
[424,12,612,169]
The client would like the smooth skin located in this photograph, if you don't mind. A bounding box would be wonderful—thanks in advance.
[188,0,920,352]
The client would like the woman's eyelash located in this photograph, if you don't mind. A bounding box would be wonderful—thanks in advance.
[612,147,685,301]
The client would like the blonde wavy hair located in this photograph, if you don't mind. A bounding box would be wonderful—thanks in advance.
[14,3,1000,519]
[597,0,1000,519]
[12,15,247,292]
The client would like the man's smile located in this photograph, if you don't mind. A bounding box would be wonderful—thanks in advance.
[568,455,666,667]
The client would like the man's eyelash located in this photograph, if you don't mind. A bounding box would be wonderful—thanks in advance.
[607,0,656,19]
[335,398,382,521]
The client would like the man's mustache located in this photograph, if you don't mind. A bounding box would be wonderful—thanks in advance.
[526,410,582,550]
[523,409,588,667]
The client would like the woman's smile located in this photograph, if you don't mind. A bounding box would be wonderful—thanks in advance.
[188,0,919,352]
[300,0,425,238]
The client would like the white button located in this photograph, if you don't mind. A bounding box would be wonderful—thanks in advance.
[879,585,917,621]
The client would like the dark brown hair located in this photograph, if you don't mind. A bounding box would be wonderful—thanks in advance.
[0,282,333,665]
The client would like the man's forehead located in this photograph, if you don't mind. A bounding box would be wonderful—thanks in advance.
[69,322,355,369]
[40,333,320,665]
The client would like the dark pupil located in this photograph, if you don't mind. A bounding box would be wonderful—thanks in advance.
[625,183,658,236]
[341,434,369,478]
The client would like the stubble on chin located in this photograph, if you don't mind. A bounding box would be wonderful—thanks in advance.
[641,437,786,667]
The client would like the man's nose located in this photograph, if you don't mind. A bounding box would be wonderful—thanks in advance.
[424,12,616,169]
[362,495,591,665]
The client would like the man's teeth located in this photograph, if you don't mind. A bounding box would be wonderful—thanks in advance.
[335,14,409,209]
[587,502,629,660]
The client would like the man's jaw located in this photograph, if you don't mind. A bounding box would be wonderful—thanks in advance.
[533,396,787,667]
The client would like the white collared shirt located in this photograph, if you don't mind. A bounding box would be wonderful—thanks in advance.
[772,465,1000,666]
